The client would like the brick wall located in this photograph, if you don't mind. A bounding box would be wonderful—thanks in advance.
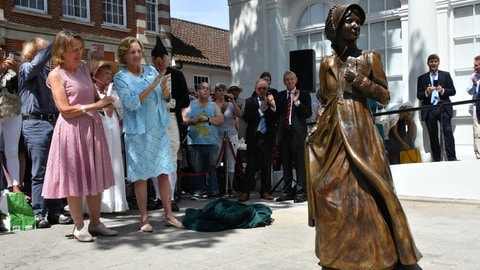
[1,1,171,60]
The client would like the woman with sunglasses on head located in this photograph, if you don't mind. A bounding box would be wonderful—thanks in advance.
[0,37,21,194]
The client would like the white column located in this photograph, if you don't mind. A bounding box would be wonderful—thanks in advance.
[408,0,439,161]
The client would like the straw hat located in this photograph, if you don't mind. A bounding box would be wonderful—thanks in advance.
[92,60,119,76]
[227,83,243,93]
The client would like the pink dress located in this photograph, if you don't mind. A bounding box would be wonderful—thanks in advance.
[43,64,115,198]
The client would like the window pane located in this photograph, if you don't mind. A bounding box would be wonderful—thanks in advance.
[475,4,480,35]
[297,9,308,27]
[103,0,125,26]
[358,29,368,49]
[387,78,403,103]
[386,0,401,10]
[146,0,157,31]
[453,37,475,68]
[62,0,88,19]
[386,19,401,47]
[297,35,309,50]
[453,6,473,37]
[358,0,368,13]
[370,22,385,50]
[310,32,325,57]
[310,3,329,25]
[369,0,384,13]
[386,47,402,75]
[15,0,45,11]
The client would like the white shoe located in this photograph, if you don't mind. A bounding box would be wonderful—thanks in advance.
[88,223,118,236]
[73,226,94,242]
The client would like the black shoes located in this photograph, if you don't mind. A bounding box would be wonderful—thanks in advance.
[36,212,73,228]
[276,193,295,202]
[35,214,51,229]
[171,201,180,212]
[147,198,163,210]
[276,192,307,203]
[48,213,73,225]
[293,193,307,203]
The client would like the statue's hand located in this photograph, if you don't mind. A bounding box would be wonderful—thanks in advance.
[345,68,356,83]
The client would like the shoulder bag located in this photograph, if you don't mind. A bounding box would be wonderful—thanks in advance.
[0,70,21,118]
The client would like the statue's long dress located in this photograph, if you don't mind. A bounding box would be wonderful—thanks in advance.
[306,50,422,270]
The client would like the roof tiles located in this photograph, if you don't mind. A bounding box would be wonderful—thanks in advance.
[171,18,230,69]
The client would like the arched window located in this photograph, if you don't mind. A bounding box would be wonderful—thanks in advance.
[297,2,330,28]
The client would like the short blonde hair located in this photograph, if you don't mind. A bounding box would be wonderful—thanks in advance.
[22,37,50,62]
[51,29,84,66]
[117,37,144,65]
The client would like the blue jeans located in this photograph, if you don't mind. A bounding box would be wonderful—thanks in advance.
[22,119,63,216]
[187,145,219,196]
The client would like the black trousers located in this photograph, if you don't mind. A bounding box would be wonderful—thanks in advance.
[242,133,273,194]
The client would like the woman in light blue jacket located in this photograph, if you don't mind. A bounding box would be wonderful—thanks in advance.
[114,37,183,232]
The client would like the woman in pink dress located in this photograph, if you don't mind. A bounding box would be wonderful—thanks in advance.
[43,30,118,242]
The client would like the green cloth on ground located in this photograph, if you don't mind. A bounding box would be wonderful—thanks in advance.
[182,198,274,232]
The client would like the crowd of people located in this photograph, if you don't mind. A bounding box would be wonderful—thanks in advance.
[0,27,317,243]
[0,12,478,248]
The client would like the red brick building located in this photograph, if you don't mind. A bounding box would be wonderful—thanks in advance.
[0,1,231,87]
[1,1,171,60]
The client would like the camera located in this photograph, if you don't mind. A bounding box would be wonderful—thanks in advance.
[8,52,14,59]
[224,96,230,102]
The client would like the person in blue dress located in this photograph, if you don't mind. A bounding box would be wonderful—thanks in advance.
[114,37,183,232]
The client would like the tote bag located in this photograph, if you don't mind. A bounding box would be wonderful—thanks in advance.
[1,190,35,232]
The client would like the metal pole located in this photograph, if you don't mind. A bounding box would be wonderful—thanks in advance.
[223,131,229,196]
[439,104,446,161]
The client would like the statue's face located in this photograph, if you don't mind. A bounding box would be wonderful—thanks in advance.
[338,11,361,42]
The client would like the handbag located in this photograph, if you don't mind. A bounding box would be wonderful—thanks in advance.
[0,69,21,119]
[399,149,421,164]
[0,87,20,118]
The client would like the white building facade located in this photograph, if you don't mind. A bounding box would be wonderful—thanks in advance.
[228,0,480,161]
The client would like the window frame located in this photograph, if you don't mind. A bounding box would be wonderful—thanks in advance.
[14,0,48,13]
[146,0,158,32]
[103,0,127,27]
[193,75,210,91]
[62,0,90,21]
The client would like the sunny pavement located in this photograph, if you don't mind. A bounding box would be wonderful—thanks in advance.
[1,194,479,270]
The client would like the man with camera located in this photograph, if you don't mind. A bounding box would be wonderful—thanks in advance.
[417,54,457,162]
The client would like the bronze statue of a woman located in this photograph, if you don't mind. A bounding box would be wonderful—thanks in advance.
[306,4,422,269]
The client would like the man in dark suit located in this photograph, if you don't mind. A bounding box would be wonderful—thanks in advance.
[276,71,312,203]
[238,79,277,202]
[417,54,457,161]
